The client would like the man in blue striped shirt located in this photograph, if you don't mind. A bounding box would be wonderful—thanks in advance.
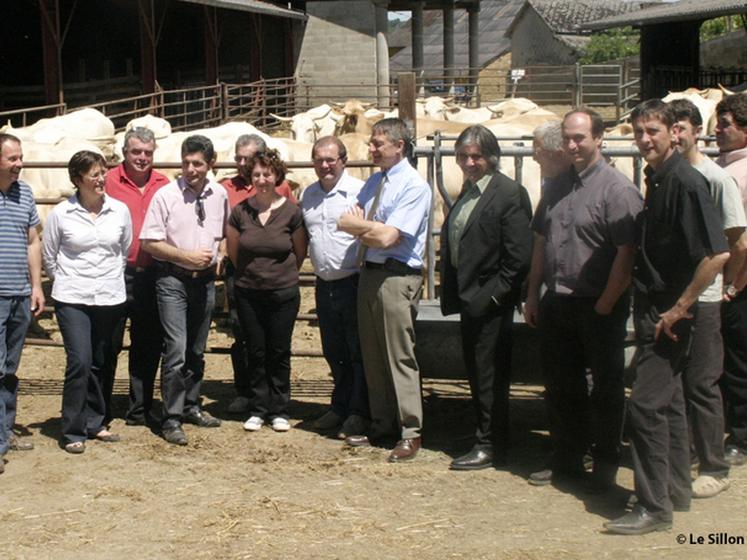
[0,134,45,473]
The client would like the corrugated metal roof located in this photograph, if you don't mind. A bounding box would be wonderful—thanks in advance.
[177,0,307,20]
[390,0,523,72]
[583,0,747,30]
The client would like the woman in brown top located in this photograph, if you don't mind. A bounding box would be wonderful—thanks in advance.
[226,149,306,432]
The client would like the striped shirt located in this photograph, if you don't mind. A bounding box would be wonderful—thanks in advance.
[0,180,40,296]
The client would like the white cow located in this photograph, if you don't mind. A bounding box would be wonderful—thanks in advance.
[2,108,115,157]
[662,90,719,135]
[270,104,338,144]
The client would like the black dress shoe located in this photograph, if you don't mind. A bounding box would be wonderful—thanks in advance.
[604,505,672,535]
[450,447,495,471]
[182,410,221,428]
[345,434,371,447]
[528,466,585,486]
[725,445,747,466]
[163,425,188,446]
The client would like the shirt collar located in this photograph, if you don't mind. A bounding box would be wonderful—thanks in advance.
[69,193,115,214]
[645,150,682,185]
[575,157,606,185]
[718,146,747,166]
[382,158,411,181]
[178,176,215,198]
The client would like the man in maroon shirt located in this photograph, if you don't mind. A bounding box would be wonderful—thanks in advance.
[220,134,296,414]
[105,127,170,426]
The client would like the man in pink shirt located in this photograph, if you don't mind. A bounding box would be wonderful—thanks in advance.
[220,134,296,414]
[141,135,229,446]
[716,94,747,466]
[105,127,170,427]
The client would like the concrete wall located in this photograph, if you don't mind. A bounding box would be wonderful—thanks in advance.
[510,8,576,67]
[295,1,381,101]
[701,30,747,68]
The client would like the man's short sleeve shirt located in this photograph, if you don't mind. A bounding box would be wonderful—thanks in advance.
[0,180,40,296]
[634,152,729,299]
[356,158,432,269]
[531,159,643,297]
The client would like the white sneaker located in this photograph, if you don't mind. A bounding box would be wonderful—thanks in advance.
[243,416,264,432]
[271,417,291,432]
[228,396,250,414]
[692,475,730,498]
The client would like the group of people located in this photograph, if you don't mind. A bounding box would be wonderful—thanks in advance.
[1,94,746,536]
[521,95,747,536]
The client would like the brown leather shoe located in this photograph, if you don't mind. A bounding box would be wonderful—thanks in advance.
[344,434,371,447]
[388,437,421,462]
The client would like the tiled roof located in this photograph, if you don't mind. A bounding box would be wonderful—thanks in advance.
[508,0,654,36]
[583,0,747,29]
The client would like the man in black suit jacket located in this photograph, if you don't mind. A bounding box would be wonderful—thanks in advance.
[440,125,533,470]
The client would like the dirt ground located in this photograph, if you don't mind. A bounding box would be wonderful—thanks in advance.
[2,285,747,559]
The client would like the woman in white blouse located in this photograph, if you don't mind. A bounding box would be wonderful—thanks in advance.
[43,151,132,454]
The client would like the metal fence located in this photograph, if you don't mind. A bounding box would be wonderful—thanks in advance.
[1,63,649,133]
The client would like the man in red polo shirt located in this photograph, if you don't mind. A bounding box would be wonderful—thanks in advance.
[105,127,170,427]
[220,134,296,414]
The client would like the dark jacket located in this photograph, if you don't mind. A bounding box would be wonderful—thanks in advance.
[440,172,533,317]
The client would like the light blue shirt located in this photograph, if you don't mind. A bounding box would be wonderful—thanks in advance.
[357,158,432,269]
[301,172,364,281]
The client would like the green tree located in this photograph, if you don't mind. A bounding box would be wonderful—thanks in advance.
[580,27,640,64]
[700,16,745,42]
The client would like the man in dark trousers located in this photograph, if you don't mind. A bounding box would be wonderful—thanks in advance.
[605,99,729,535]
[440,124,532,469]
[524,108,643,491]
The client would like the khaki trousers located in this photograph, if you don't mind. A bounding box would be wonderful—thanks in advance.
[357,267,423,440]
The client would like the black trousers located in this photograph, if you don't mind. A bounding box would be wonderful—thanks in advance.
[316,275,369,419]
[107,266,163,424]
[682,301,729,476]
[56,302,125,443]
[460,306,514,450]
[538,292,628,469]
[234,286,300,420]
[223,261,251,399]
[721,290,747,452]
[627,291,694,517]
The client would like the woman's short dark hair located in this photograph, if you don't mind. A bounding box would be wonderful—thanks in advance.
[68,150,107,188]
[248,148,287,186]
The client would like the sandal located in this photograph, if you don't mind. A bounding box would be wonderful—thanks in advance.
[692,475,730,498]
[64,441,86,454]
[94,430,121,443]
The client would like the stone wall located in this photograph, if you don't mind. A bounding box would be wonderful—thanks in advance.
[701,30,747,68]
[509,8,576,67]
[295,1,381,102]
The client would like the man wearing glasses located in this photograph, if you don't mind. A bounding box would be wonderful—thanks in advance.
[141,135,229,446]
[105,127,170,427]
[301,136,369,439]
[220,134,295,415]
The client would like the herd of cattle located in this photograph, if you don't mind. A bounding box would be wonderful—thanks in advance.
[1,87,734,226]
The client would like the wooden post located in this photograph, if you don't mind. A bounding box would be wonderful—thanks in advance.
[39,0,64,107]
[204,6,219,85]
[137,0,157,94]
[398,72,417,139]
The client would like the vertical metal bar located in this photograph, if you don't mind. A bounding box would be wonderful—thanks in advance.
[633,154,642,189]
[513,144,523,186]
[426,150,436,300]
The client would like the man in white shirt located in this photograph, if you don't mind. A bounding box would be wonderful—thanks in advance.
[301,136,368,439]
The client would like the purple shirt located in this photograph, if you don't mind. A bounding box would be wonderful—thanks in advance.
[532,158,643,297]
[140,177,229,269]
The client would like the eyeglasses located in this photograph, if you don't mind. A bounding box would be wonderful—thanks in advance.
[312,157,342,166]
[196,196,205,225]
